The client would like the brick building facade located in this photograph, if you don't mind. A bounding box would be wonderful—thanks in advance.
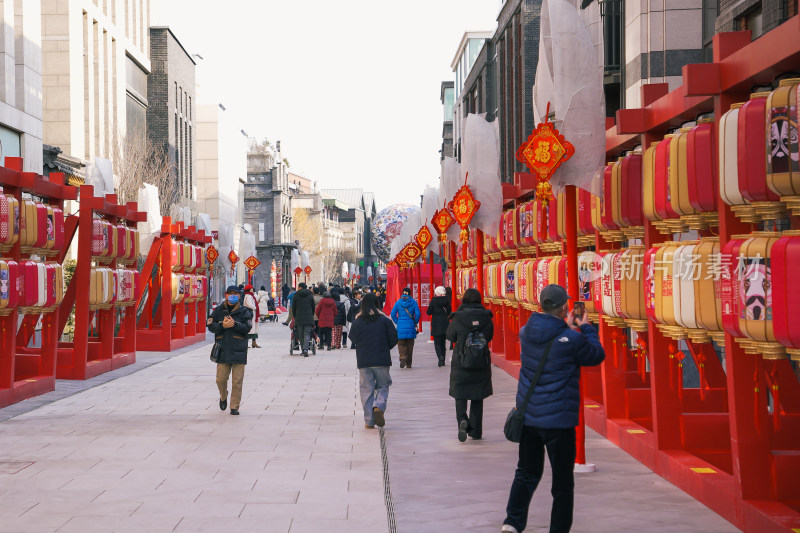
[148,27,197,202]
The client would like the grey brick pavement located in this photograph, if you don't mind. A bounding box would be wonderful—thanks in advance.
[0,321,741,532]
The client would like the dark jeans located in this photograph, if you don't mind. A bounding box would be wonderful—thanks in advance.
[296,324,314,352]
[455,398,483,438]
[504,426,576,533]
[433,334,447,362]
[319,327,332,348]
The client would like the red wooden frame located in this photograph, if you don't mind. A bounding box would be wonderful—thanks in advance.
[0,159,76,407]
[135,217,211,352]
[55,185,146,380]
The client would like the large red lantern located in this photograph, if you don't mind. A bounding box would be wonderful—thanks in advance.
[206,244,219,267]
[228,250,239,275]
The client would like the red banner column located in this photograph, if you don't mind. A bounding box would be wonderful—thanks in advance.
[449,241,458,311]
[476,229,485,296]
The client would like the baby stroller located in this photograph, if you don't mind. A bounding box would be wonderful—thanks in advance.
[289,319,317,355]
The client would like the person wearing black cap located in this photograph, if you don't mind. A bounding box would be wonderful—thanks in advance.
[501,284,605,533]
[207,285,254,415]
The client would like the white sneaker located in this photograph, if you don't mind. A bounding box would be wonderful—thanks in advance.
[501,525,519,533]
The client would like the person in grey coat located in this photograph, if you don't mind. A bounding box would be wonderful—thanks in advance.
[446,288,494,442]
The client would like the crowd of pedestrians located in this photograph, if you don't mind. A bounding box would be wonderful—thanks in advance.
[207,280,604,532]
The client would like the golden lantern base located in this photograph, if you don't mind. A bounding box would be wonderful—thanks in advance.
[621,227,645,241]
[730,204,761,224]
[786,348,800,362]
[751,201,786,221]
[686,328,712,344]
[750,341,787,360]
[734,338,757,354]
[709,331,726,344]
[487,252,502,261]
[539,242,563,253]
[519,246,537,255]
[600,230,625,243]
[652,221,673,235]
[681,214,712,231]
[501,250,518,259]
[625,319,649,333]
[577,235,597,247]
[656,324,688,340]
[781,195,800,217]
[602,315,627,329]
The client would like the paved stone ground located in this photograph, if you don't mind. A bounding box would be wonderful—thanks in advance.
[0,321,741,532]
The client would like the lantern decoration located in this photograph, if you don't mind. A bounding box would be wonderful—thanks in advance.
[515,106,575,205]
[304,265,312,275]
[398,241,422,268]
[244,255,260,284]
[767,79,800,214]
[685,118,719,228]
[718,102,759,222]
[447,174,481,243]
[431,206,456,243]
[270,260,277,299]
[415,224,434,252]
[739,92,784,221]
[228,250,239,275]
[772,231,800,360]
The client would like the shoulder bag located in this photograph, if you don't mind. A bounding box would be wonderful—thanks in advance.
[503,338,555,443]
[210,341,222,363]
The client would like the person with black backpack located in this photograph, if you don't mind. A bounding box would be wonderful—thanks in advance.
[445,288,494,442]
[346,289,362,349]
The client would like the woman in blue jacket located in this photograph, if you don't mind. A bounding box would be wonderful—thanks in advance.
[390,287,421,368]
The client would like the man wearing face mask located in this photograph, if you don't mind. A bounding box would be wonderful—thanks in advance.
[207,286,254,415]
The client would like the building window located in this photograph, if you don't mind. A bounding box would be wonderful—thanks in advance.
[601,0,624,116]
[735,7,763,39]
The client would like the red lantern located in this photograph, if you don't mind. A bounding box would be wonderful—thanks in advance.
[447,178,481,243]
[431,207,456,243]
[620,152,644,228]
[739,92,779,204]
[772,231,800,352]
[686,119,718,213]
[515,109,575,204]
[304,265,312,275]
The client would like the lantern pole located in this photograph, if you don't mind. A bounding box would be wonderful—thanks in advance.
[429,250,435,339]
[476,229,485,296]
[416,260,423,333]
[565,184,590,469]
[449,240,458,310]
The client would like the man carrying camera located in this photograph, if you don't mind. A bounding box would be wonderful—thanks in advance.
[502,284,605,533]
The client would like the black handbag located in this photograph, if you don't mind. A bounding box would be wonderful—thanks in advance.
[504,338,555,443]
[210,341,222,363]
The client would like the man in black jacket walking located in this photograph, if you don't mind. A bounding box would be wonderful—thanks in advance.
[207,286,254,415]
[290,283,316,356]
[502,284,605,533]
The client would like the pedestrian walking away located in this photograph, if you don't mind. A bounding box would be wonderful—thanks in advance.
[347,289,362,349]
[281,283,291,308]
[427,285,452,367]
[446,288,493,442]
[256,286,270,323]
[242,285,260,348]
[390,287,421,368]
[501,284,605,533]
[348,293,398,429]
[332,291,348,349]
[316,291,337,351]
[289,282,316,356]
[207,285,254,415]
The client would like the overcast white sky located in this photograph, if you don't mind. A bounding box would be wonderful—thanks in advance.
[151,1,501,211]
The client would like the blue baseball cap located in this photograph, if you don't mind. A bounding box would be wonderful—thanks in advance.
[225,285,241,294]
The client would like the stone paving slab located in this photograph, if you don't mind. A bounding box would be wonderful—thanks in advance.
[383,326,741,533]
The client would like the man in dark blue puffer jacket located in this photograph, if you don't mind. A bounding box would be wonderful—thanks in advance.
[502,284,605,533]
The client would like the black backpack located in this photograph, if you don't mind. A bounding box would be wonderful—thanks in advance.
[461,325,490,369]
[347,299,360,322]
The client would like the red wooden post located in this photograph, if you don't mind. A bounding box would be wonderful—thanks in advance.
[476,229,485,296]
[415,262,423,332]
[449,241,458,310]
